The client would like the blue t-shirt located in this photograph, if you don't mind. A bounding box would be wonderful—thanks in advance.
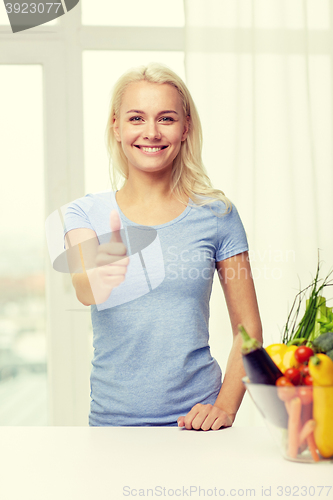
[63,190,249,426]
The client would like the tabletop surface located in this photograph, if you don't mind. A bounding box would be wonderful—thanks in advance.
[1,426,332,500]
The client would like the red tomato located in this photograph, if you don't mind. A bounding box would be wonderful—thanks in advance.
[276,376,297,401]
[294,346,314,364]
[297,386,313,405]
[276,376,294,387]
[284,367,301,385]
[304,375,313,386]
[299,364,310,378]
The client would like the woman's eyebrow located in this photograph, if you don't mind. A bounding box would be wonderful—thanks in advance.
[126,109,179,115]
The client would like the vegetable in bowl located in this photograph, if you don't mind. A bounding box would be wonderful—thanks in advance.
[241,255,333,462]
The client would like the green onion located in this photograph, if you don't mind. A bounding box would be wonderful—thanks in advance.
[282,252,333,346]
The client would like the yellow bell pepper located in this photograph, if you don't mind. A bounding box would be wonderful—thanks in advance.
[308,353,333,458]
[265,344,287,372]
[281,345,301,372]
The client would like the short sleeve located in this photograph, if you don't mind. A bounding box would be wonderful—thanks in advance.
[63,194,95,249]
[216,203,249,261]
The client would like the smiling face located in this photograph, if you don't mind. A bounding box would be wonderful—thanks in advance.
[113,81,189,175]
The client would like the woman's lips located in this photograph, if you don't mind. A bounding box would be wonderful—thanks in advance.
[134,145,168,155]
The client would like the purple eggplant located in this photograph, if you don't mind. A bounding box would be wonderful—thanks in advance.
[239,325,283,384]
[239,325,288,428]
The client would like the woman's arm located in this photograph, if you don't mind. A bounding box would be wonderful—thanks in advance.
[214,251,263,417]
[177,251,262,430]
[65,228,99,306]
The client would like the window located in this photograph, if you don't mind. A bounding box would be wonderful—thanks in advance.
[81,0,184,27]
[0,65,47,425]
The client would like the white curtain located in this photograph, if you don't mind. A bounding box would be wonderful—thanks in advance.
[184,0,333,425]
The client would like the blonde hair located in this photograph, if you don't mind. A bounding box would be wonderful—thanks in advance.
[105,62,232,216]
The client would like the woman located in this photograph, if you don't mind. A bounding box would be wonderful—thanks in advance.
[64,63,262,430]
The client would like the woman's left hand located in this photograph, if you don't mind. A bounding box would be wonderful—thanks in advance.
[177,403,234,431]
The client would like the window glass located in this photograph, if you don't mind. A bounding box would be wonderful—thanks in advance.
[0,5,10,24]
[81,0,184,26]
[0,65,47,425]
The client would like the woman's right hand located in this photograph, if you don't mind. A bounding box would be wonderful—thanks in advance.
[87,210,129,304]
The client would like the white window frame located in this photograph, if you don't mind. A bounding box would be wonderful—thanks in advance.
[1,3,332,425]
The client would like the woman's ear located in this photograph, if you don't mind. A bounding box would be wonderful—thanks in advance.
[181,115,190,141]
[113,116,121,143]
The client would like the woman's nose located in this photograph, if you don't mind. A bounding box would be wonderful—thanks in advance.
[143,121,161,140]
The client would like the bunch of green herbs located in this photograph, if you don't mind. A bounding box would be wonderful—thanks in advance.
[282,256,333,346]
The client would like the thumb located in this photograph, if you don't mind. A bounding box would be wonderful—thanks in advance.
[110,210,123,243]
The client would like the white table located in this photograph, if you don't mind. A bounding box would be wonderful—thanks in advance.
[1,426,332,500]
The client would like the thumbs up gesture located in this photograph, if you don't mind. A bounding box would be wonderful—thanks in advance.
[109,209,124,245]
[88,210,129,304]
[96,210,127,264]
